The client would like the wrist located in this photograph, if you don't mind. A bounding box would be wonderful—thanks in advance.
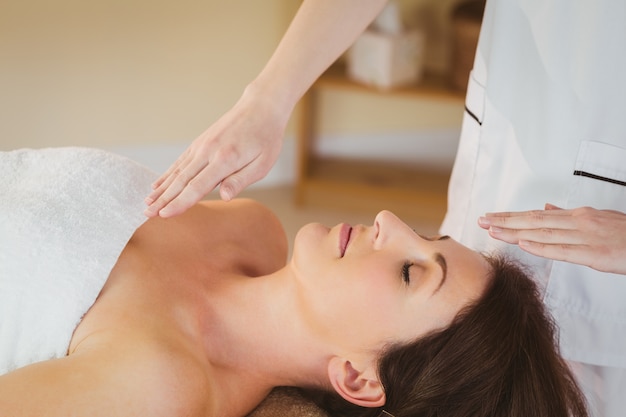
[241,78,296,126]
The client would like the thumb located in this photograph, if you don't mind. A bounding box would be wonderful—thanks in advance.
[219,169,259,201]
[219,177,243,201]
[219,155,277,201]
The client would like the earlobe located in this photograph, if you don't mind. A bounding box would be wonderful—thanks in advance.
[327,357,386,408]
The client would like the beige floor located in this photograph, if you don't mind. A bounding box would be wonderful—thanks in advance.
[230,185,441,255]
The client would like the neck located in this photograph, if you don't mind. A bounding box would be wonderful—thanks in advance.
[194,267,331,416]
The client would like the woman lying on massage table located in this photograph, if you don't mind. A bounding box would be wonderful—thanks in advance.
[0,148,588,417]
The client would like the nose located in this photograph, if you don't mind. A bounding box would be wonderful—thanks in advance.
[373,210,406,246]
[374,210,395,229]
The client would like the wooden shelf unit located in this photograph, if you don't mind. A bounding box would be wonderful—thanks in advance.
[294,65,465,222]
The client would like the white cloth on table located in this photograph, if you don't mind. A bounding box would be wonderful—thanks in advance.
[0,147,156,375]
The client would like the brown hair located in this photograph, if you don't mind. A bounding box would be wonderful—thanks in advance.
[305,254,588,417]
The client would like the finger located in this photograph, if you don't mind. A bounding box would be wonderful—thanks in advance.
[157,156,249,217]
[520,241,626,274]
[151,148,192,190]
[545,203,563,210]
[145,162,195,213]
[219,174,245,202]
[146,164,188,206]
[485,208,574,218]
[487,225,587,245]
[604,209,626,217]
[483,226,519,244]
[483,209,541,218]
[479,211,577,231]
[218,160,268,201]
[151,159,181,191]
[145,158,212,217]
[155,176,216,218]
[145,152,195,205]
[518,240,596,267]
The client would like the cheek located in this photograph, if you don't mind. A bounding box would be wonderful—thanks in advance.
[332,264,403,325]
[400,294,466,339]
[309,288,403,349]
[294,259,409,348]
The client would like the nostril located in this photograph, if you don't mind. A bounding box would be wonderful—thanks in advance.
[373,210,386,240]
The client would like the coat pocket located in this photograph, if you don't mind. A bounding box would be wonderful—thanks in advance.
[567,140,626,210]
[544,140,626,367]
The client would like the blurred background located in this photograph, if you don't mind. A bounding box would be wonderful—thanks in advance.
[0,0,483,246]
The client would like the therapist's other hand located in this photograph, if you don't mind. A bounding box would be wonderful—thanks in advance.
[478,204,626,275]
[144,89,288,218]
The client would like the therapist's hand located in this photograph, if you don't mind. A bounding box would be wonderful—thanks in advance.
[144,88,288,218]
[478,204,626,275]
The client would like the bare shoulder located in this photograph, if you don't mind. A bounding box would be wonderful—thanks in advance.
[0,340,213,417]
[196,198,289,271]
[197,198,283,230]
[132,197,288,275]
[109,340,214,416]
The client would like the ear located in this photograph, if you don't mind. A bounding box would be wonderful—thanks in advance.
[327,357,386,408]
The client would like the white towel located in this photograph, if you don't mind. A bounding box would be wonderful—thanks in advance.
[0,147,157,374]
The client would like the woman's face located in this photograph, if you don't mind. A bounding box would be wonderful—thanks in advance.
[289,210,491,355]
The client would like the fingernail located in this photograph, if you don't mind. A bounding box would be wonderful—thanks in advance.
[478,216,491,226]
[220,189,232,201]
[489,226,503,234]
[144,197,154,205]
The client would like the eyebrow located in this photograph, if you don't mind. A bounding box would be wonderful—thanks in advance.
[432,252,447,295]
[426,236,449,295]
[415,234,449,294]
[418,234,450,242]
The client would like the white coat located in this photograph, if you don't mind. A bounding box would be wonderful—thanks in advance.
[441,0,626,369]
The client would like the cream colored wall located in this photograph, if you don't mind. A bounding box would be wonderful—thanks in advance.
[0,0,298,150]
[1,0,464,174]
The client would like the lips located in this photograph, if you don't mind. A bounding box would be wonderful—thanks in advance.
[339,223,352,257]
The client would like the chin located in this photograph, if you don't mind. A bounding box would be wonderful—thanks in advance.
[291,223,329,266]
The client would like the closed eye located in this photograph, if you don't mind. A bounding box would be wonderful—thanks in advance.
[401,261,413,285]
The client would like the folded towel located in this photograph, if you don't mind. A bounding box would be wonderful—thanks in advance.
[0,147,157,374]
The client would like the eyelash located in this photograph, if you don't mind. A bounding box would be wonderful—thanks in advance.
[401,262,413,285]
